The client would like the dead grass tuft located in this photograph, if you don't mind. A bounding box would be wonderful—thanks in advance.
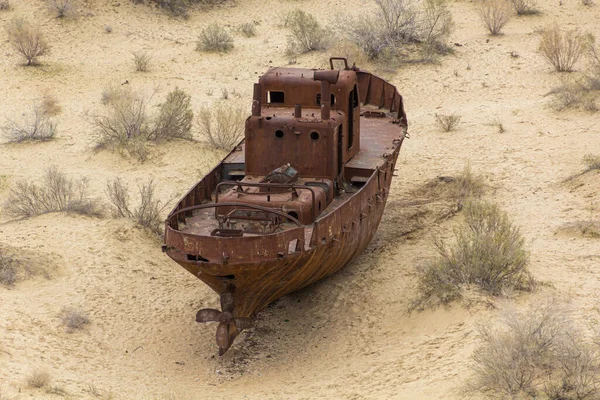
[106,178,166,235]
[411,200,533,310]
[6,18,50,66]
[434,112,461,132]
[132,51,151,72]
[196,102,245,150]
[3,166,103,219]
[47,0,77,19]
[60,307,90,332]
[467,297,600,399]
[238,22,256,37]
[478,0,511,36]
[26,369,51,389]
[0,0,10,9]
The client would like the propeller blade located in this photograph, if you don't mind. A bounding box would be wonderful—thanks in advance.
[233,317,253,330]
[196,308,222,323]
[220,292,234,313]
[216,322,230,349]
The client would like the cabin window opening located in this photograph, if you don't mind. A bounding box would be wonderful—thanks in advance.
[348,86,358,150]
[318,201,322,211]
[316,93,336,106]
[321,237,327,244]
[217,274,235,280]
[275,130,284,139]
[310,131,320,141]
[267,91,285,104]
[287,211,299,220]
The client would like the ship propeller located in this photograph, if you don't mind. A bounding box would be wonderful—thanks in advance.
[196,292,253,355]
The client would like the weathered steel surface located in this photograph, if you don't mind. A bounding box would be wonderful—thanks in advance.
[164,59,407,355]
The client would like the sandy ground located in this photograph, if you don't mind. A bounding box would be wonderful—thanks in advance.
[1,0,599,398]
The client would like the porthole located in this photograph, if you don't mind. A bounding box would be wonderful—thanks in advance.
[310,131,320,141]
[275,130,284,139]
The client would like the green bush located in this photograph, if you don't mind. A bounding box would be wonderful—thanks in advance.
[197,23,234,53]
[411,200,533,310]
[285,9,329,54]
[151,87,193,141]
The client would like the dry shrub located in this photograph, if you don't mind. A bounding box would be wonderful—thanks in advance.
[2,106,56,142]
[151,87,193,141]
[40,94,62,116]
[47,0,77,18]
[548,77,599,111]
[3,166,103,219]
[0,0,10,10]
[197,23,233,53]
[94,87,193,161]
[434,112,461,132]
[196,102,245,150]
[285,9,329,54]
[546,37,600,110]
[132,51,151,72]
[106,178,165,235]
[415,166,485,205]
[509,0,540,15]
[478,0,511,36]
[539,26,585,72]
[238,22,256,37]
[26,369,51,389]
[60,307,90,332]
[326,40,369,69]
[93,87,152,161]
[583,154,600,171]
[411,200,533,310]
[6,19,50,66]
[468,297,600,399]
[338,0,417,60]
[419,0,455,55]
[0,249,18,287]
[382,167,485,243]
[338,0,453,63]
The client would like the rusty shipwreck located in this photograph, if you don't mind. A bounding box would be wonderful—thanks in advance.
[163,58,408,355]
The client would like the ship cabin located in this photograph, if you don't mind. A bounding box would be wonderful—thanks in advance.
[217,67,362,227]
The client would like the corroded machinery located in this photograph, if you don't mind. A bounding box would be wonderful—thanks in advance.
[163,58,408,355]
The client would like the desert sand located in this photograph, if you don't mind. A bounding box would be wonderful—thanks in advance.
[1,0,599,398]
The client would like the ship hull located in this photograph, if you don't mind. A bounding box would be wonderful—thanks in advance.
[165,143,399,318]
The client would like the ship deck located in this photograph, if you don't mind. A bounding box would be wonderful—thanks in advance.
[177,112,402,243]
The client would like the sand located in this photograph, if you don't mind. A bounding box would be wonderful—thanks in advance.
[1,0,599,398]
